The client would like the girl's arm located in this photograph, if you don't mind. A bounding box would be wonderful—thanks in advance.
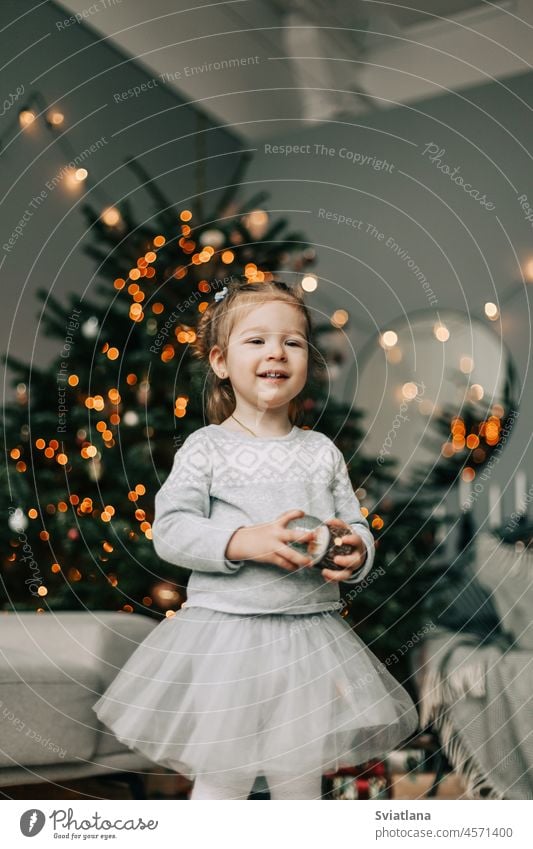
[152,432,244,574]
[329,446,375,584]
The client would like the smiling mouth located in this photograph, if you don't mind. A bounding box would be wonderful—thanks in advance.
[257,371,289,380]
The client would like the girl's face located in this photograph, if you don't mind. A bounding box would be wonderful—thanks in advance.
[210,300,309,414]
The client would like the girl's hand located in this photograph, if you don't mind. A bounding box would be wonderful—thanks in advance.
[225,509,317,571]
[321,517,368,583]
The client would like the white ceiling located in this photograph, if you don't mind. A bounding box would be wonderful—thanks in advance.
[56,0,533,140]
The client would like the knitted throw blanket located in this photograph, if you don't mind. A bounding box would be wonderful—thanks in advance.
[417,629,533,799]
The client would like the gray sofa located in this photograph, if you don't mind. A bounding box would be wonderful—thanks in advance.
[0,610,159,793]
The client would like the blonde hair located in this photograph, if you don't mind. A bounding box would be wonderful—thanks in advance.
[193,277,325,425]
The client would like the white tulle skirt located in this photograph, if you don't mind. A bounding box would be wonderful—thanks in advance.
[92,606,419,781]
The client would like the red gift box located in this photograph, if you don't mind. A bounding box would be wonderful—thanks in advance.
[322,760,392,800]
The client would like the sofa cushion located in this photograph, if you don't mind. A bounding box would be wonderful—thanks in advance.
[0,611,157,765]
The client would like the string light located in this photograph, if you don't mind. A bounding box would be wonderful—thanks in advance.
[460,356,474,374]
[379,331,398,349]
[402,382,418,400]
[63,168,86,191]
[331,309,349,328]
[468,383,484,401]
[81,316,99,337]
[47,110,64,126]
[19,109,36,128]
[100,206,122,227]
[243,209,269,239]
[302,275,317,292]
[123,411,139,426]
[524,260,533,282]
[433,323,450,342]
[386,347,402,365]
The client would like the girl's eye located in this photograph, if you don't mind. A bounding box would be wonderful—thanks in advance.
[246,339,303,346]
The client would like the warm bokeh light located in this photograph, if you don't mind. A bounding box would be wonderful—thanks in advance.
[434,323,450,342]
[19,109,36,128]
[385,347,402,364]
[484,302,499,320]
[380,331,398,349]
[331,309,348,328]
[524,259,533,282]
[468,383,484,401]
[48,111,64,126]
[301,275,317,292]
[244,209,269,238]
[100,206,122,227]
[402,382,418,400]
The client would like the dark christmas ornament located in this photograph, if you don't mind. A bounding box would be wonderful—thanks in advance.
[286,514,357,571]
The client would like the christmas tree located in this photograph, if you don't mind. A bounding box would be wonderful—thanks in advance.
[1,153,442,672]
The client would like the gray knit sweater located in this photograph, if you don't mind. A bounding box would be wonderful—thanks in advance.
[152,424,375,615]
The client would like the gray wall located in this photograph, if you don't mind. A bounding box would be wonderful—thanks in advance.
[0,0,241,389]
[245,70,533,523]
[2,0,531,526]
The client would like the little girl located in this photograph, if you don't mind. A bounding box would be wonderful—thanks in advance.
[93,278,419,800]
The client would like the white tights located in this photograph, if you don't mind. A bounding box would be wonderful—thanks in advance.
[191,771,323,800]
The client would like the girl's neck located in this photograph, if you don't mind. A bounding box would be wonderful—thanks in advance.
[221,409,293,438]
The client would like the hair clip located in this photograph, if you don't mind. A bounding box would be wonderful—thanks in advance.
[214,285,228,303]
